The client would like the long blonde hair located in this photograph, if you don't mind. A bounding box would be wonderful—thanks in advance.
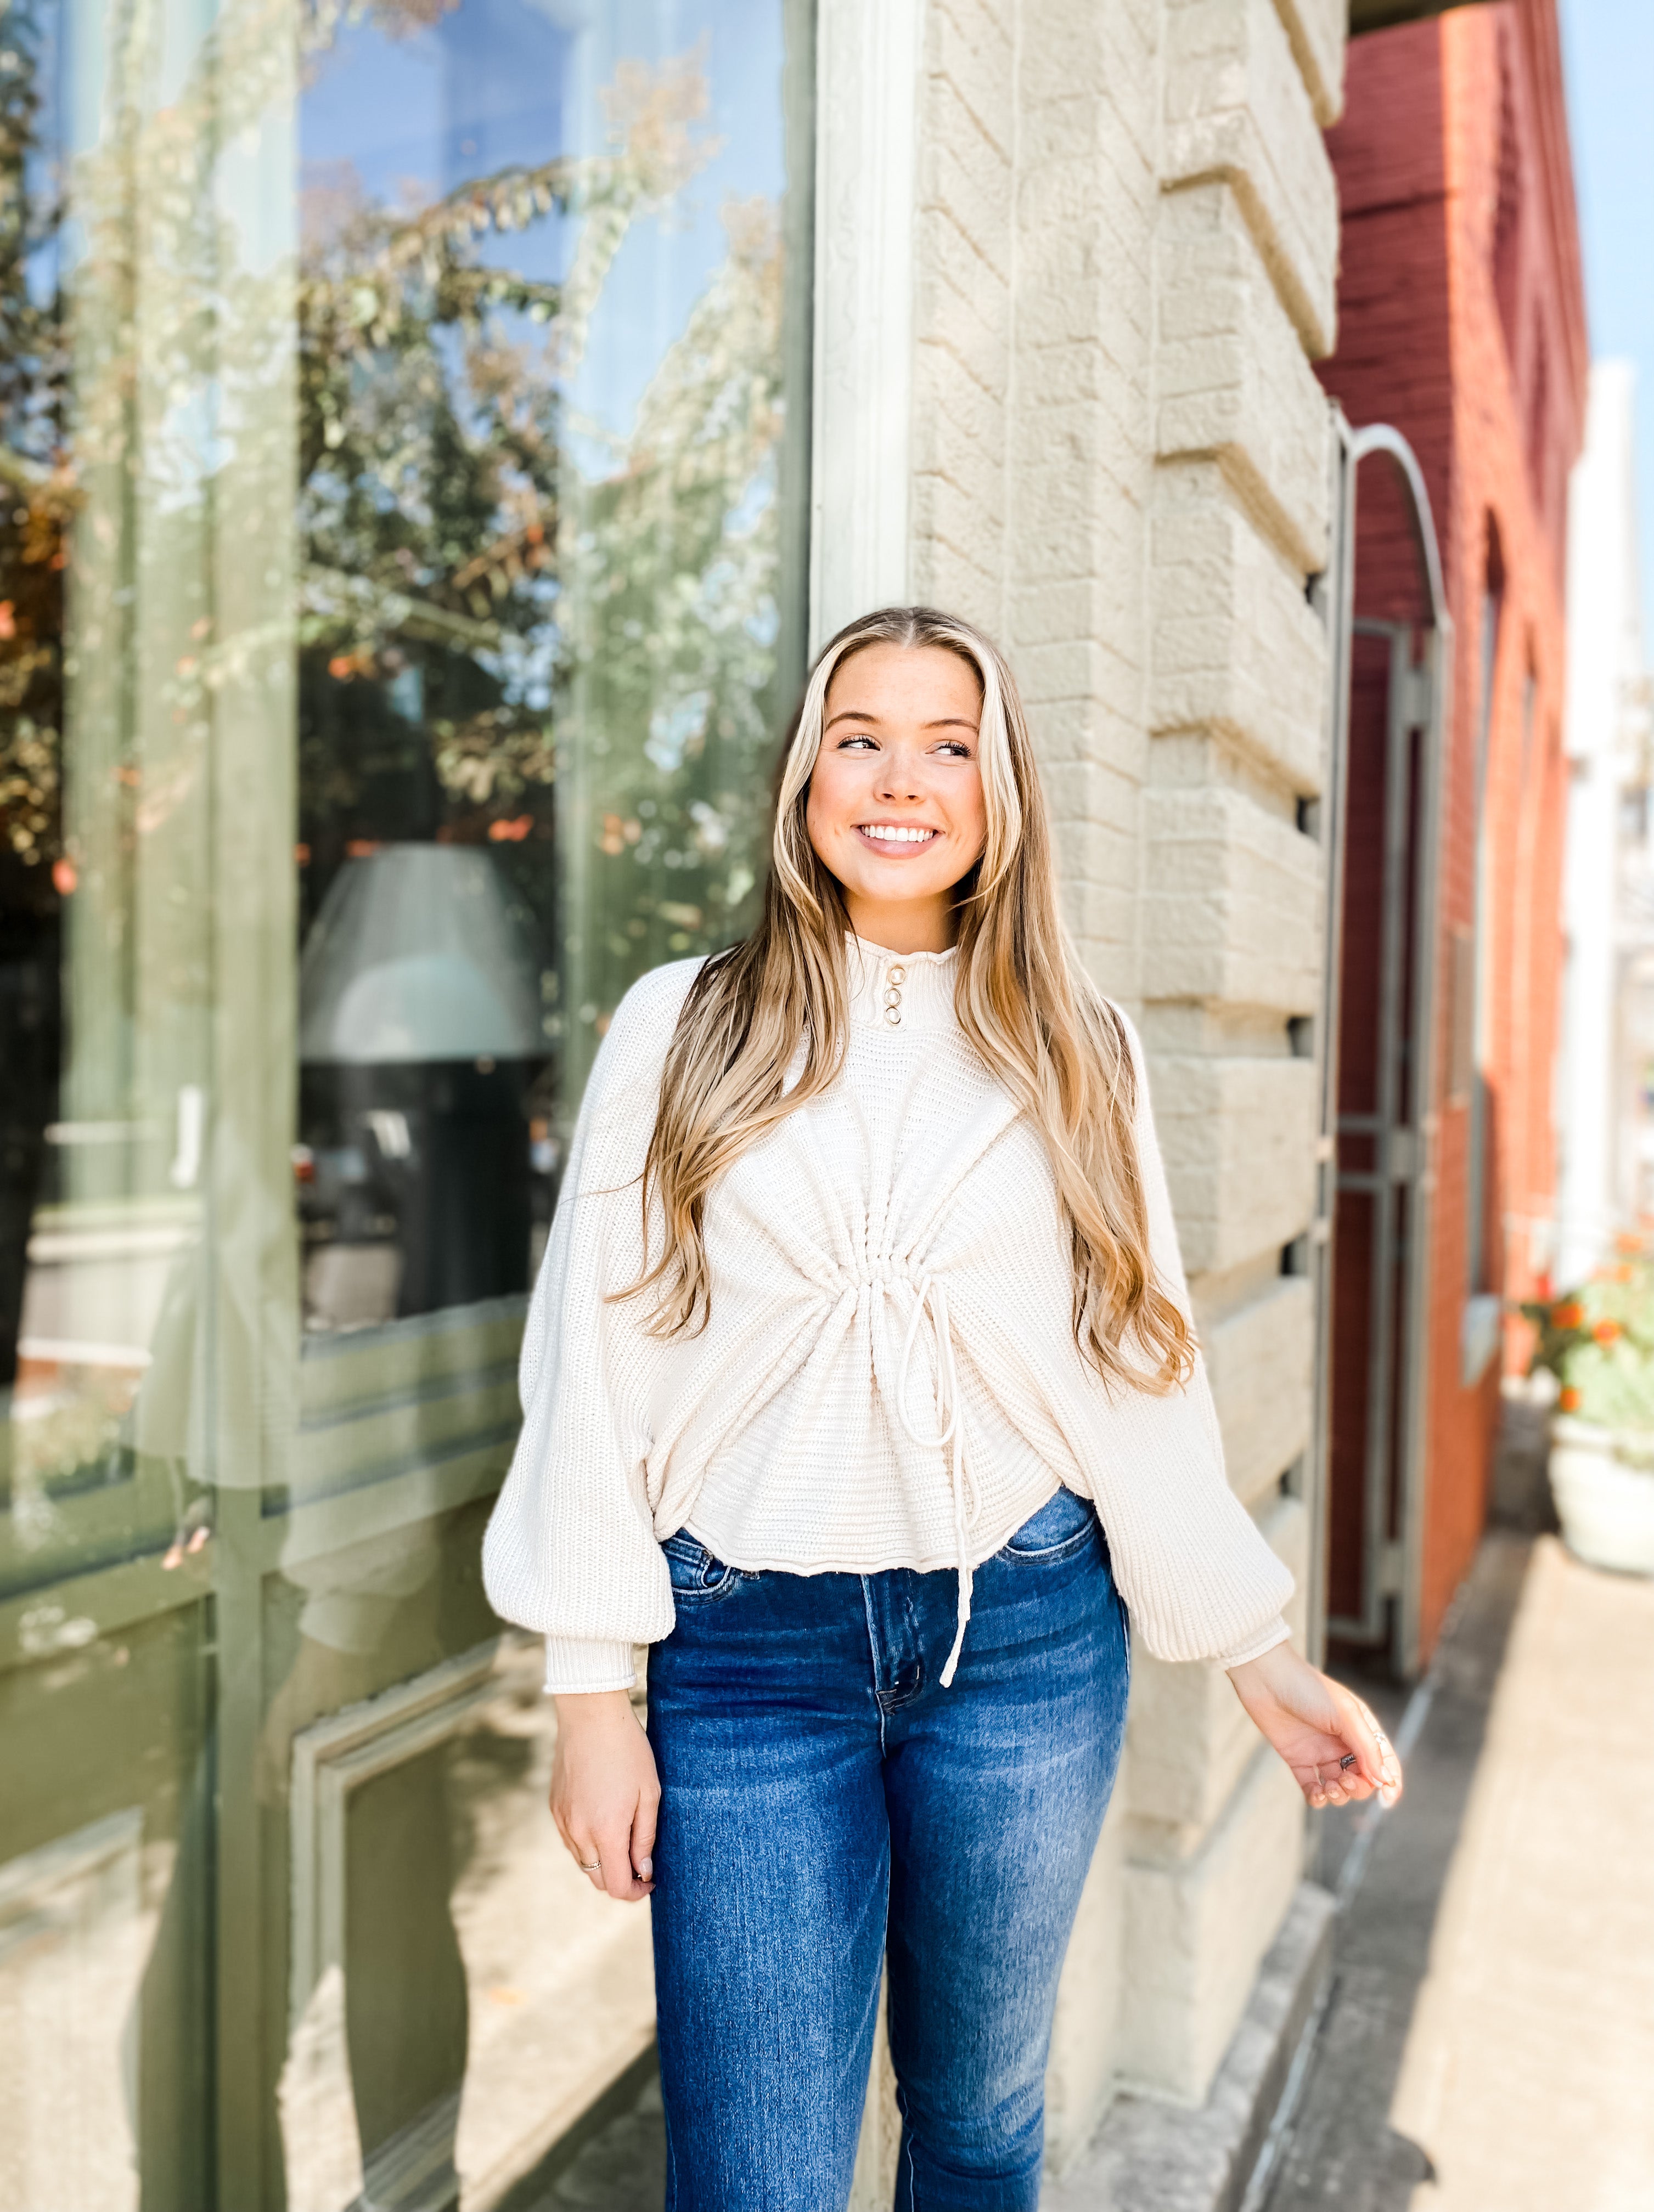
[621,606,1194,1394]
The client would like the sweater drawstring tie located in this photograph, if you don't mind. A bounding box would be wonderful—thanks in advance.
[898,1274,978,1687]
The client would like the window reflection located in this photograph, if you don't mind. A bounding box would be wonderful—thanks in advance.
[294,0,805,1334]
[2,0,808,2201]
[297,846,546,1327]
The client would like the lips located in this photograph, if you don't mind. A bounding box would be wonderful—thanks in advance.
[856,824,939,849]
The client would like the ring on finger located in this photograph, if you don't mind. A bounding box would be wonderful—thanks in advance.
[578,1857,601,1874]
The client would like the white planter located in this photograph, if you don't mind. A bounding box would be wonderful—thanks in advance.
[1549,1416,1654,1575]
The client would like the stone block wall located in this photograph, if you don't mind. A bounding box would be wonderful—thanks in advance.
[824,0,1346,2192]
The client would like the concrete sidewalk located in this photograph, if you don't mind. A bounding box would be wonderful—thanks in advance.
[1261,1530,1654,2212]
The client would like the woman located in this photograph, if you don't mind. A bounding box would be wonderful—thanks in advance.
[485,607,1402,2209]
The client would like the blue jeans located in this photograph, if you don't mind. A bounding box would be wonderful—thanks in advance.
[646,1483,1130,2211]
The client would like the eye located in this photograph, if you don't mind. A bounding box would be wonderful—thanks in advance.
[934,739,974,758]
[836,732,878,751]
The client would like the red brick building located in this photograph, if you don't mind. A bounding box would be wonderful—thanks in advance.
[1318,0,1587,1667]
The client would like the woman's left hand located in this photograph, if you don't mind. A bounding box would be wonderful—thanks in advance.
[1227,1641,1403,1810]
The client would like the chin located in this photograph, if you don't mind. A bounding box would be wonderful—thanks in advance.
[852,869,951,904]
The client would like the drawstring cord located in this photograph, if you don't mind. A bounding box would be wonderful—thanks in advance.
[897,1275,978,1686]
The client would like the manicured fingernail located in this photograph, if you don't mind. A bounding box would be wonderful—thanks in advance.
[637,1857,652,1880]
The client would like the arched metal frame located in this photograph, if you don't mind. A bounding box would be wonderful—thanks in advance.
[1307,410,1454,1680]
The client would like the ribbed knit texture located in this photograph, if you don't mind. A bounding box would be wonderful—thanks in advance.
[482,938,1294,1691]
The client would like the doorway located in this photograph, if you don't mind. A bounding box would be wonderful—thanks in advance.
[1313,424,1450,1677]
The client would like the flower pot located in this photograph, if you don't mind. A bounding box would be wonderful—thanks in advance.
[1548,1415,1654,1575]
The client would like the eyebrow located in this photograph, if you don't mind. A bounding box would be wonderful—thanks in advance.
[823,708,980,732]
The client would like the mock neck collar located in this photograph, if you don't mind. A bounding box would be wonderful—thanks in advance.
[845,933,959,1034]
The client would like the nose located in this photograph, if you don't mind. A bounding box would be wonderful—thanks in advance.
[874,749,923,802]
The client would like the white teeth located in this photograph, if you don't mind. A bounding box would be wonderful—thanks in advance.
[860,825,936,844]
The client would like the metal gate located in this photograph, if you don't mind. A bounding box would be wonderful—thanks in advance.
[1309,416,1453,1679]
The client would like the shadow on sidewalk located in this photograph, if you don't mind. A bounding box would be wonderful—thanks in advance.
[1259,1510,1542,2211]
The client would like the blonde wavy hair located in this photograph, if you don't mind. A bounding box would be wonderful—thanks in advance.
[621,606,1194,1395]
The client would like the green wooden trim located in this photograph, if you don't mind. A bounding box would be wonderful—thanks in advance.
[289,1380,520,1505]
[263,1443,509,1571]
[0,1443,509,1674]
[0,1456,187,1593]
[0,1545,213,1672]
[297,1293,527,1420]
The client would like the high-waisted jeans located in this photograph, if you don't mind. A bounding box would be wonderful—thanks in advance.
[645,1482,1131,2211]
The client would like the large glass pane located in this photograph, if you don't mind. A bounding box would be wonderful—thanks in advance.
[0,0,812,2199]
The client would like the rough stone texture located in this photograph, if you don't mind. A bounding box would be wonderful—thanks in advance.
[1142,784,1323,1015]
[1268,0,1347,129]
[909,0,1015,636]
[1161,0,1340,357]
[1155,182,1331,572]
[1009,1,1162,998]
[1148,1053,1319,1277]
[1116,1748,1309,2102]
[1045,1883,1336,2212]
[1204,1276,1315,1506]
[1126,1493,1309,1850]
[1149,465,1328,796]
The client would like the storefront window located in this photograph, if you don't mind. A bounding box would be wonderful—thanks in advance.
[0,0,812,2199]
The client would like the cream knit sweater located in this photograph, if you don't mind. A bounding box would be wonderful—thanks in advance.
[482,936,1293,1692]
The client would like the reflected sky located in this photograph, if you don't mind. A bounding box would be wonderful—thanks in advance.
[300,0,786,453]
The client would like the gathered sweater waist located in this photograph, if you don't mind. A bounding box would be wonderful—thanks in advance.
[690,1260,981,1683]
[479,949,1297,1696]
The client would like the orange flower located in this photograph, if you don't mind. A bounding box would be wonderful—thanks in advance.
[1559,1386,1582,1413]
[1593,1318,1622,1346]
[1550,1301,1584,1330]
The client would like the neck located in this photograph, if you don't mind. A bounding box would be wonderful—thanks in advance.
[841,892,958,956]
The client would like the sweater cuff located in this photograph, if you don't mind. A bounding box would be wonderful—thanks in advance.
[542,1636,638,1695]
[1217,1615,1292,1669]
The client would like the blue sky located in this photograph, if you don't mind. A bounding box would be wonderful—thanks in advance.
[1560,0,1654,647]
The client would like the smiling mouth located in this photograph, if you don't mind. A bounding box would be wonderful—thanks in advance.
[856,824,939,849]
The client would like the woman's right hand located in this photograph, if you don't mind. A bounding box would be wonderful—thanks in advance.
[550,1689,661,1902]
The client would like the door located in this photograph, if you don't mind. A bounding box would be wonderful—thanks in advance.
[0,2,814,2203]
[1313,421,1451,1678]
